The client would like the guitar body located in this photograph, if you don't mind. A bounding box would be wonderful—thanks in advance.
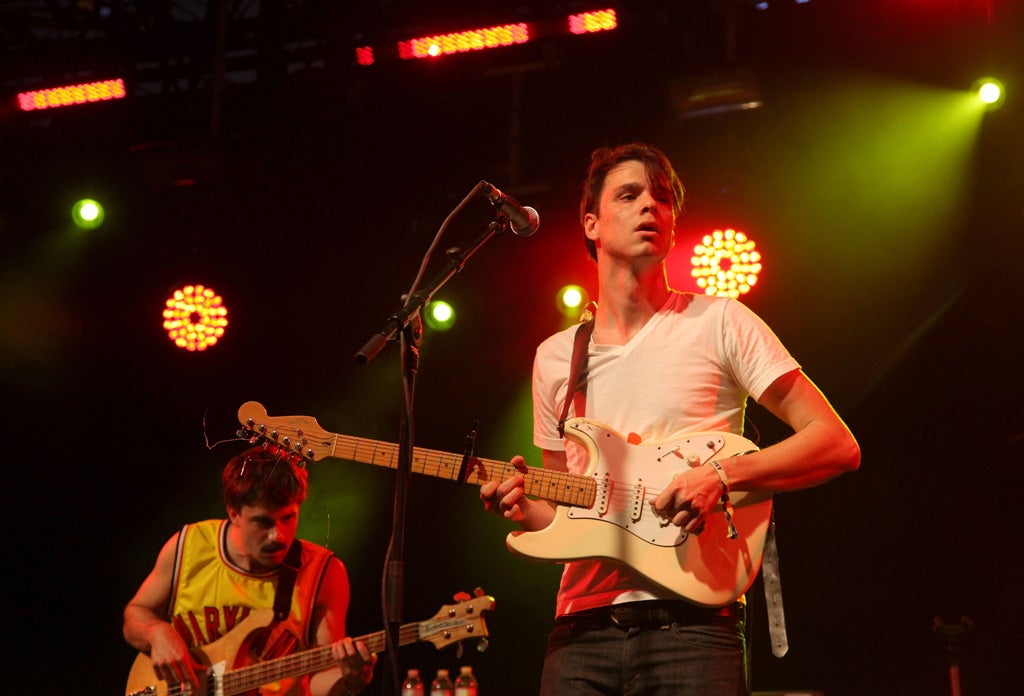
[506,418,773,607]
[126,608,298,696]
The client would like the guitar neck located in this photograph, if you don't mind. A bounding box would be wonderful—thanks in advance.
[329,433,596,508]
[220,627,393,695]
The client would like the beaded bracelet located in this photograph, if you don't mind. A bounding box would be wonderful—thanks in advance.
[708,460,738,540]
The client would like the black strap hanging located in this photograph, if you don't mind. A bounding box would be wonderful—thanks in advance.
[273,538,303,621]
[557,318,595,438]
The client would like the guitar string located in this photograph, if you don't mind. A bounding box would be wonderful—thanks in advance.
[151,619,475,695]
[254,424,699,510]
[222,626,419,692]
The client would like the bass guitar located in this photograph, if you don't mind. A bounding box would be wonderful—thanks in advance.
[126,591,493,696]
[237,401,772,607]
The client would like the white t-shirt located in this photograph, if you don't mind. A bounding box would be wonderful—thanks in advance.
[532,291,799,615]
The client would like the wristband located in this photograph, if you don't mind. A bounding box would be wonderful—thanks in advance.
[707,460,738,540]
[708,459,730,492]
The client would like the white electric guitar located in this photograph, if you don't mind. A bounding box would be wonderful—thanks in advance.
[237,401,773,607]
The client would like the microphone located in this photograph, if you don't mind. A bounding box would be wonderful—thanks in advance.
[480,181,540,237]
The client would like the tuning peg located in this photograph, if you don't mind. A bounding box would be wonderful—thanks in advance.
[453,591,471,602]
[476,637,489,653]
[473,587,486,597]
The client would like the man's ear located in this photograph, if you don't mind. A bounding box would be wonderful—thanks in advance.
[227,506,241,525]
[584,213,599,244]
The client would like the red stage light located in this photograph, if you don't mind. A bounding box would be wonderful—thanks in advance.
[397,23,529,60]
[568,9,617,35]
[355,46,375,66]
[17,78,126,112]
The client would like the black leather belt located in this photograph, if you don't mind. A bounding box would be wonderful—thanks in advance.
[560,600,743,631]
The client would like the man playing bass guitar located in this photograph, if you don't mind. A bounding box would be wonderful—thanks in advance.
[124,445,377,696]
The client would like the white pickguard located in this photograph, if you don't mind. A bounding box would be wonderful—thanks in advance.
[506,418,773,607]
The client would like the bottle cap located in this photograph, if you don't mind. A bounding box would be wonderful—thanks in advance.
[437,669,449,677]
[460,666,473,674]
[407,669,419,677]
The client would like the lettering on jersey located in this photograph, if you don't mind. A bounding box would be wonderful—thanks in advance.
[187,611,205,644]
[205,607,222,640]
[224,605,247,632]
[172,614,197,648]
[173,606,253,646]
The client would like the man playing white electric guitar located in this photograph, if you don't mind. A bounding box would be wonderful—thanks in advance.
[479,143,860,695]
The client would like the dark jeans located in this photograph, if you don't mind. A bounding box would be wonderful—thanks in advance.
[539,601,748,696]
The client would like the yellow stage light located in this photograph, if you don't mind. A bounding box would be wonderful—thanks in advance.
[690,229,762,299]
[162,284,229,351]
[973,77,1005,109]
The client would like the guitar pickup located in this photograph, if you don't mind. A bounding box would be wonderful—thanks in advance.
[629,481,645,522]
[595,474,611,516]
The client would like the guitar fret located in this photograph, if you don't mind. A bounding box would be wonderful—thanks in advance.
[416,448,459,480]
[374,440,398,468]
[524,468,596,507]
[224,646,335,693]
[205,607,487,695]
[238,403,598,509]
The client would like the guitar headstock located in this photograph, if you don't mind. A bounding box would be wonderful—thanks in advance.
[236,401,335,464]
[420,589,495,652]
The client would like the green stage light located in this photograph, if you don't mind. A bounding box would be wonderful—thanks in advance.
[425,300,456,331]
[71,199,105,230]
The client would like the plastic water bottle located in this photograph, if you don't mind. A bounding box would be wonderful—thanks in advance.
[401,668,425,696]
[454,666,478,696]
[430,668,454,696]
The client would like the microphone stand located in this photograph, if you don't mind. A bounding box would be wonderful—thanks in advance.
[354,216,510,695]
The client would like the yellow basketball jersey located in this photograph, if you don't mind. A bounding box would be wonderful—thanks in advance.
[168,519,335,694]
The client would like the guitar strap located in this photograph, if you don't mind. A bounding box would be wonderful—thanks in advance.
[557,318,595,438]
[273,538,303,621]
[763,514,789,656]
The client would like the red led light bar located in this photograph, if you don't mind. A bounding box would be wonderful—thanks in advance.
[17,78,127,112]
[398,22,529,60]
[568,9,617,34]
[355,47,374,66]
